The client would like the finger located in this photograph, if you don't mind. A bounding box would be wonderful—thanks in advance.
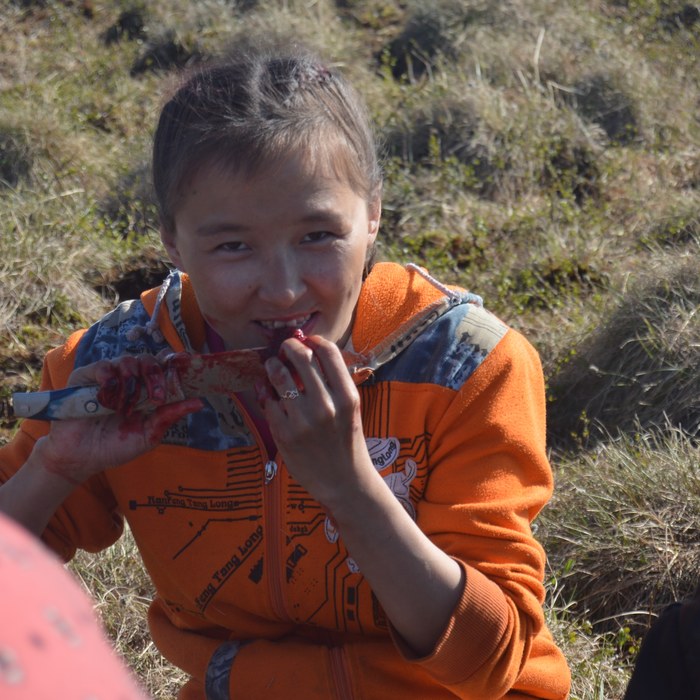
[95,363,122,411]
[94,361,139,414]
[94,356,152,415]
[264,355,303,402]
[276,338,328,400]
[67,359,112,387]
[254,379,275,410]
[276,338,311,392]
[260,388,288,425]
[302,336,355,395]
[115,356,142,415]
[140,356,167,405]
[255,373,292,431]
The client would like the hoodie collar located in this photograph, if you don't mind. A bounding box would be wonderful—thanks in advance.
[348,262,481,373]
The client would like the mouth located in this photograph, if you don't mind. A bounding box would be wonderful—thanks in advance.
[257,314,312,332]
[256,314,315,357]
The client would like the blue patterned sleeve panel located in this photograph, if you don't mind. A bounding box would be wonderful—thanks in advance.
[73,299,172,367]
[373,302,508,390]
[71,298,256,452]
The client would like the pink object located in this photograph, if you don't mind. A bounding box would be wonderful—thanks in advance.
[0,513,148,699]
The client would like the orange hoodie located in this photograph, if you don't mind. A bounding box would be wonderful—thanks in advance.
[0,262,570,699]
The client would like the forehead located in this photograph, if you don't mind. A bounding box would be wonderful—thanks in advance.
[194,153,348,199]
[183,131,370,202]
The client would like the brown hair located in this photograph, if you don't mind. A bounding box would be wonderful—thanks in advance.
[152,40,382,236]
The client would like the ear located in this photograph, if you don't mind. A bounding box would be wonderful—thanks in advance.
[367,197,381,245]
[160,226,186,272]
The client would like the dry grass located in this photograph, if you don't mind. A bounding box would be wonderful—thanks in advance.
[539,427,700,699]
[545,587,632,700]
[548,256,700,447]
[68,526,188,699]
[541,428,700,635]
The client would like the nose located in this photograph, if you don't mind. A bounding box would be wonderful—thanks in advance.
[257,251,306,308]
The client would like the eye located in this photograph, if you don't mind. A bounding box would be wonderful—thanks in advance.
[302,230,334,243]
[216,240,249,253]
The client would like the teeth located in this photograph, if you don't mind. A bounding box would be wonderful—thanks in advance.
[259,316,310,330]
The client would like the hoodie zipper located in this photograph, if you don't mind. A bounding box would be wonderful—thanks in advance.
[262,454,289,621]
[239,399,353,698]
[234,394,290,622]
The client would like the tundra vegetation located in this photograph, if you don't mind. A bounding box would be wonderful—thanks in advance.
[0,1,698,698]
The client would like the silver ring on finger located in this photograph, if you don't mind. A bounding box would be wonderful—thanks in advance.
[280,389,300,400]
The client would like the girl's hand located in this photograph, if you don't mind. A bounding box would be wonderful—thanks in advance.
[258,335,374,506]
[36,355,203,485]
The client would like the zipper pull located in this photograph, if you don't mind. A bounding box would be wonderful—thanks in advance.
[264,460,278,484]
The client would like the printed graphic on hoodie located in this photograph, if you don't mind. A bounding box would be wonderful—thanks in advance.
[127,432,428,632]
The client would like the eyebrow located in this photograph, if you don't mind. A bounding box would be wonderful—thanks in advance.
[194,221,248,237]
[194,208,347,237]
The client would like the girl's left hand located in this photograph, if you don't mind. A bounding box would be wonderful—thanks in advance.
[258,335,373,507]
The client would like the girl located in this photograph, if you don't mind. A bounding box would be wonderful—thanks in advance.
[0,41,570,699]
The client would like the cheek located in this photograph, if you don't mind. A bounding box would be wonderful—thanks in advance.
[313,264,358,299]
[321,243,367,285]
[194,267,256,299]
[327,266,364,313]
[193,280,247,323]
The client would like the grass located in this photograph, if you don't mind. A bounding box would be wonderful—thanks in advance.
[2,0,699,697]
[69,526,188,699]
[541,428,700,699]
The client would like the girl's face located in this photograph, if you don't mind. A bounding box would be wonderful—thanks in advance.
[161,152,380,351]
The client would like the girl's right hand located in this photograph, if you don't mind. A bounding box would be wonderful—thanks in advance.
[35,355,203,486]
